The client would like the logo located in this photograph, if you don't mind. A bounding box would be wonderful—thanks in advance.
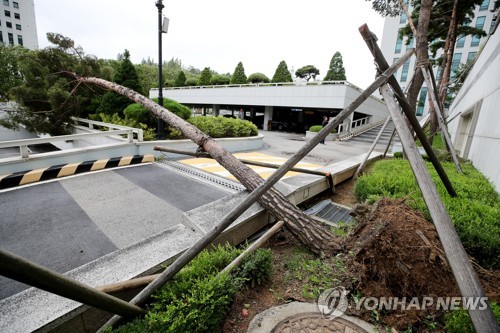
[317,286,349,319]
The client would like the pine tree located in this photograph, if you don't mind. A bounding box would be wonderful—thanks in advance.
[271,60,293,83]
[97,49,141,116]
[295,65,320,82]
[174,71,187,87]
[199,67,212,86]
[230,62,247,84]
[324,52,347,81]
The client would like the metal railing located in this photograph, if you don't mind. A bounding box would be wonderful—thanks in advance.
[0,118,143,159]
[150,80,350,91]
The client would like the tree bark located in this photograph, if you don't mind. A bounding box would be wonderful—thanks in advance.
[77,76,339,256]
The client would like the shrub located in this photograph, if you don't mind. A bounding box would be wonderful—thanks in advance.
[184,116,258,139]
[93,113,156,141]
[354,159,500,268]
[309,125,323,132]
[445,302,499,333]
[247,72,270,84]
[110,244,272,333]
[210,75,230,86]
[123,98,191,128]
[184,78,199,87]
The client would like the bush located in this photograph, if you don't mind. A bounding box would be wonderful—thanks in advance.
[309,125,323,132]
[184,116,258,139]
[354,159,500,268]
[123,98,191,128]
[247,72,270,84]
[445,302,500,333]
[110,244,272,333]
[93,113,156,141]
[184,78,199,87]
[210,75,230,86]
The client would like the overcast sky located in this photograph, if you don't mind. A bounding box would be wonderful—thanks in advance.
[34,0,386,89]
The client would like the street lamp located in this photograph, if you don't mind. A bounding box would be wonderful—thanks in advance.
[156,0,169,139]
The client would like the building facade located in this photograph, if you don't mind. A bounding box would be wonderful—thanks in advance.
[0,0,38,49]
[380,0,496,117]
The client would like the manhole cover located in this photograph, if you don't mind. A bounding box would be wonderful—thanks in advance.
[272,313,369,333]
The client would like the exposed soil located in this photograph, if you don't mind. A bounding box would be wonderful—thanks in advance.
[222,180,500,332]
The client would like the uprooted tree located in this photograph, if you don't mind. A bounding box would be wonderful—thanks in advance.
[76,76,340,256]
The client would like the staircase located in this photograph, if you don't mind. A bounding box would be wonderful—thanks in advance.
[345,120,400,150]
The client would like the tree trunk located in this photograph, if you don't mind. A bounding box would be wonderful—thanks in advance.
[432,0,459,144]
[77,76,340,256]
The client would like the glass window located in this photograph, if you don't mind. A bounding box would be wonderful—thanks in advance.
[456,35,465,48]
[13,1,18,8]
[451,53,462,78]
[490,18,496,34]
[400,13,407,24]
[480,0,490,11]
[8,32,13,45]
[3,0,9,6]
[14,12,19,19]
[6,21,11,28]
[467,52,477,61]
[395,37,403,53]
[393,58,400,77]
[471,16,486,46]
[0,31,3,44]
[401,58,411,82]
[15,23,20,30]
[17,34,22,45]
[417,87,427,116]
[4,10,11,17]
[406,37,414,50]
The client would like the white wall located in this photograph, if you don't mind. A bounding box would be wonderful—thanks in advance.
[150,82,387,120]
[448,28,500,192]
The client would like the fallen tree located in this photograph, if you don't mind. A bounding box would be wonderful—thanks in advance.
[76,76,340,256]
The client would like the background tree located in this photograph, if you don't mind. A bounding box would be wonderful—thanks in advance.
[230,62,247,84]
[199,67,213,86]
[1,33,101,135]
[135,62,158,93]
[0,45,28,101]
[247,73,270,84]
[271,60,293,83]
[97,49,140,116]
[174,71,187,87]
[324,51,347,81]
[295,65,320,81]
[185,77,199,86]
[210,74,231,85]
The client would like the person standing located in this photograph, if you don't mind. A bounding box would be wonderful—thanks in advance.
[320,115,329,144]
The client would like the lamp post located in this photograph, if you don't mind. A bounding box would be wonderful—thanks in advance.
[156,0,168,139]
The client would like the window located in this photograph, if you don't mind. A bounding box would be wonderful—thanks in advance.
[480,0,490,11]
[451,53,462,78]
[400,13,407,24]
[8,32,13,45]
[17,34,22,45]
[401,58,411,82]
[417,87,427,116]
[456,35,465,48]
[6,21,11,28]
[15,23,20,30]
[490,18,496,34]
[406,37,414,51]
[471,16,486,46]
[3,0,9,6]
[0,31,3,44]
[14,12,19,19]
[13,1,18,8]
[4,10,11,17]
[467,52,477,61]
[393,57,400,77]
[395,37,403,53]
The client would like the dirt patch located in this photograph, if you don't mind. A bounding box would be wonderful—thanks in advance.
[343,198,459,329]
[222,183,500,332]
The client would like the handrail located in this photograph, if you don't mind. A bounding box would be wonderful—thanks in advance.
[71,117,144,142]
[0,130,134,158]
[149,80,349,91]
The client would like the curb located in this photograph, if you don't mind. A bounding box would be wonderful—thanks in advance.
[0,155,154,190]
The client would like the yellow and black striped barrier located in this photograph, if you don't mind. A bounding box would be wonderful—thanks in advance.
[0,155,154,190]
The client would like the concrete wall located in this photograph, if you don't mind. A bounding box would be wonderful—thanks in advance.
[150,82,387,120]
[447,28,500,192]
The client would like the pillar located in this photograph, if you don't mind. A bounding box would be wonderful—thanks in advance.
[264,106,274,131]
[213,104,220,117]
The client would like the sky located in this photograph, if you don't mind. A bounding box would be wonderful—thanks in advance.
[34,0,386,89]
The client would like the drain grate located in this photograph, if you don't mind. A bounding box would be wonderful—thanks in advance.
[304,200,354,224]
[159,160,246,192]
